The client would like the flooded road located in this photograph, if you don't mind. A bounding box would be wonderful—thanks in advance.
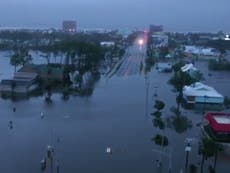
[0,49,230,173]
[116,45,145,76]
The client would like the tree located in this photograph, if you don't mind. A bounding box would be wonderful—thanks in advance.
[20,49,32,65]
[189,164,197,173]
[166,107,193,134]
[152,134,168,146]
[154,100,165,110]
[169,70,195,112]
[172,61,185,72]
[152,100,165,130]
[151,100,168,143]
[10,49,32,72]
[10,53,23,72]
[199,138,223,173]
[171,114,192,133]
[159,47,169,58]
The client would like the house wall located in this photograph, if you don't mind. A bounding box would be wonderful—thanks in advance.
[184,96,195,103]
[195,96,224,104]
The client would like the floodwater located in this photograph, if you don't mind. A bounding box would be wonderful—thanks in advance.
[0,51,14,80]
[0,49,230,173]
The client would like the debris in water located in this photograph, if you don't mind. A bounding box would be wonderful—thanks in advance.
[106,147,112,154]
[40,112,44,119]
[40,158,46,171]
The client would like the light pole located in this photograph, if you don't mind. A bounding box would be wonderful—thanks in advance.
[41,134,60,173]
[145,74,150,118]
[184,138,193,173]
[185,143,191,172]
[47,145,54,173]
[153,86,158,98]
[152,147,172,173]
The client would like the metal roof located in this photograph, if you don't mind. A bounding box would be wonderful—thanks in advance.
[183,82,223,98]
[205,113,230,132]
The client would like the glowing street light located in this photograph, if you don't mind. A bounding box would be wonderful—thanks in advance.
[138,39,144,46]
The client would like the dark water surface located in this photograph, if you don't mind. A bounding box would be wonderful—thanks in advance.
[0,54,230,173]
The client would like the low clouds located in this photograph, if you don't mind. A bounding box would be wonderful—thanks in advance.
[0,0,229,32]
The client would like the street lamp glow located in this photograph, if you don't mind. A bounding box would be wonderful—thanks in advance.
[138,39,144,45]
[225,34,230,41]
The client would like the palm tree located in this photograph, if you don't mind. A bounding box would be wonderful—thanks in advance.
[199,137,223,173]
[10,53,23,72]
[169,70,195,112]
[213,141,223,171]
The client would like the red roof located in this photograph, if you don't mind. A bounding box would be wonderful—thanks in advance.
[205,112,230,132]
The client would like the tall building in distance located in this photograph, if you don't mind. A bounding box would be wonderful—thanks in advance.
[149,25,163,34]
[62,20,77,33]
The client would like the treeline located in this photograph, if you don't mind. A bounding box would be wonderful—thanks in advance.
[0,30,123,42]
[0,30,124,51]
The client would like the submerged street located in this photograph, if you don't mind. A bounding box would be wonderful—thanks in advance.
[0,45,230,173]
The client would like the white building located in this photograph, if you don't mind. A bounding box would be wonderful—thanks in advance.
[181,63,199,79]
[181,63,198,73]
[151,33,168,47]
[184,46,220,57]
[183,82,224,105]
[100,41,115,47]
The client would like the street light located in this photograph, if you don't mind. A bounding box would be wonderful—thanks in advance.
[47,145,54,173]
[138,39,144,46]
[184,138,193,173]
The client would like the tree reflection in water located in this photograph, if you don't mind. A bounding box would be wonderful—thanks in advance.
[166,107,193,133]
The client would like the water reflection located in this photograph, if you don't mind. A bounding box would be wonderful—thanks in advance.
[0,50,230,173]
[166,108,193,134]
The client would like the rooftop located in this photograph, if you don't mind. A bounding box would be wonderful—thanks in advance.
[205,113,230,132]
[13,72,37,80]
[181,63,198,72]
[214,116,230,124]
[184,45,220,56]
[183,82,223,98]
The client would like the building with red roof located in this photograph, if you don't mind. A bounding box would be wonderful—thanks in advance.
[203,112,230,143]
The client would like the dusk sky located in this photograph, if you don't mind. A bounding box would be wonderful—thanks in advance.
[0,0,229,32]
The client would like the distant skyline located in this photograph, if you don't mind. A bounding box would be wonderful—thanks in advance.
[0,0,229,32]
